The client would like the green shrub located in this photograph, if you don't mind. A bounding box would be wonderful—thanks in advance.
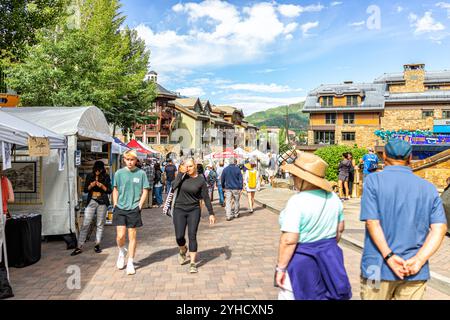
[314,145,368,182]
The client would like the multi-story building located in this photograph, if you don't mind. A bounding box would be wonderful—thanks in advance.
[303,64,450,152]
[133,72,179,145]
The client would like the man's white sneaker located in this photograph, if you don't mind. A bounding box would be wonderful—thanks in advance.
[126,262,136,275]
[116,249,127,270]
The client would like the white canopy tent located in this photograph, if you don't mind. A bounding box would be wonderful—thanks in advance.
[0,111,67,281]
[3,107,111,236]
[0,110,67,149]
[234,147,249,158]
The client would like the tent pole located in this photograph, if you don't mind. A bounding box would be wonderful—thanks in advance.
[65,137,73,236]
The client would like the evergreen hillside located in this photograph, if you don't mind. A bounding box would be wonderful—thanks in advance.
[245,102,309,130]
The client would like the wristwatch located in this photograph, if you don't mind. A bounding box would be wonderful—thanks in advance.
[384,252,395,262]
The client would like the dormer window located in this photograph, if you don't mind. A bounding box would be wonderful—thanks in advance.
[346,95,358,106]
[321,96,333,107]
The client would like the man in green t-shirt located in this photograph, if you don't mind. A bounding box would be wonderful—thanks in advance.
[112,150,149,275]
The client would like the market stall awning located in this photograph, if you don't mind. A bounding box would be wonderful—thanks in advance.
[0,110,67,148]
[112,137,131,155]
[127,140,159,155]
[136,140,161,154]
[234,147,249,158]
[2,106,113,143]
[212,151,240,159]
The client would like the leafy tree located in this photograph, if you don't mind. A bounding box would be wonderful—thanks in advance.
[6,0,157,135]
[315,145,368,182]
[0,0,68,63]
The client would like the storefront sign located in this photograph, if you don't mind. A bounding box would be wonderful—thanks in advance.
[91,140,103,153]
[1,141,12,170]
[58,149,66,171]
[28,137,50,157]
[75,150,82,166]
[393,134,450,145]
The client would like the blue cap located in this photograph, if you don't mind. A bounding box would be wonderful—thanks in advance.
[385,139,412,160]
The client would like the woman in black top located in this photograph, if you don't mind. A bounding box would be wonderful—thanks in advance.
[71,161,112,256]
[171,158,216,273]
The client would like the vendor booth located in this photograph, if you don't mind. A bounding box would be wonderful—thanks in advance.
[3,107,112,237]
[0,110,67,285]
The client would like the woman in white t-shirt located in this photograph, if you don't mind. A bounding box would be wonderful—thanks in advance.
[275,151,351,300]
[243,162,260,213]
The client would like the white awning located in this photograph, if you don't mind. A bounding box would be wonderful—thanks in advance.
[0,110,67,148]
[2,106,113,142]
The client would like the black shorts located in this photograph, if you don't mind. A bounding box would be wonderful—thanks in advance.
[112,207,143,228]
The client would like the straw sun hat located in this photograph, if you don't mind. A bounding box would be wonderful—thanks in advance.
[280,150,333,192]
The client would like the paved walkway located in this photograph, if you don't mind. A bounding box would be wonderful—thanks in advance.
[6,193,449,300]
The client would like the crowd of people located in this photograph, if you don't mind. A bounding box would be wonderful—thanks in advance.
[66,140,449,300]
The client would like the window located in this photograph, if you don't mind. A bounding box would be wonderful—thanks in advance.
[160,137,168,144]
[443,110,450,119]
[346,95,358,106]
[422,110,434,118]
[147,137,156,144]
[321,96,333,107]
[325,113,336,124]
[342,132,356,141]
[343,113,355,124]
[427,85,440,91]
[314,131,335,145]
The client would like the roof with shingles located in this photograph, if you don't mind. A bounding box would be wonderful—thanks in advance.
[156,83,178,99]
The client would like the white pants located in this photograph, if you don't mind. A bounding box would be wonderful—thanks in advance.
[278,272,295,300]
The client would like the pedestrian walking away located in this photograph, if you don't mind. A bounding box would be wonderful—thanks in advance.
[142,160,155,209]
[441,177,450,236]
[276,151,352,300]
[221,158,243,221]
[71,161,112,256]
[206,164,217,202]
[244,161,260,213]
[153,163,164,207]
[338,153,351,200]
[360,147,379,179]
[164,159,177,193]
[112,150,150,275]
[360,139,447,300]
[171,158,216,273]
[216,161,225,206]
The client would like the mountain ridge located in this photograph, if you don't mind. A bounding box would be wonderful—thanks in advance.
[245,102,309,130]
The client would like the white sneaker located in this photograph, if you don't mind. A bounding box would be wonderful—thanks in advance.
[116,248,127,270]
[126,262,136,275]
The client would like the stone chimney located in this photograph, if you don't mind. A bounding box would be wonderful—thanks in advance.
[403,64,425,92]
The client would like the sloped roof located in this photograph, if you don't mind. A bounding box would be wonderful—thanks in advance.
[156,83,178,99]
[304,83,386,112]
[174,98,200,110]
[375,70,450,84]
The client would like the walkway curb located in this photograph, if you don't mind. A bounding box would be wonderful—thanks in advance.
[254,197,450,296]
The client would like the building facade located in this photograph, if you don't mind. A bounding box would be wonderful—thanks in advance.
[303,64,450,152]
[133,75,180,145]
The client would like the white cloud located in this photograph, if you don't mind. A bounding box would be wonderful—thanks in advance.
[278,4,325,18]
[331,2,343,7]
[176,87,206,97]
[300,21,320,36]
[254,68,287,74]
[221,83,303,93]
[137,1,312,73]
[226,95,306,115]
[349,21,365,27]
[436,2,450,18]
[409,11,446,34]
[396,6,404,13]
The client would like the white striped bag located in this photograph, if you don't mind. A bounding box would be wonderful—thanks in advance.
[162,187,175,218]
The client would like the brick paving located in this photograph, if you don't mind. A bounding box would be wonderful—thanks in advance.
[6,193,449,300]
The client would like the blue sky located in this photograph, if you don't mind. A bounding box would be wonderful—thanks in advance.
[120,0,450,115]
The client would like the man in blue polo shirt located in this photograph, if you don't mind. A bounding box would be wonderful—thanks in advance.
[360,139,447,300]
[360,148,379,177]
